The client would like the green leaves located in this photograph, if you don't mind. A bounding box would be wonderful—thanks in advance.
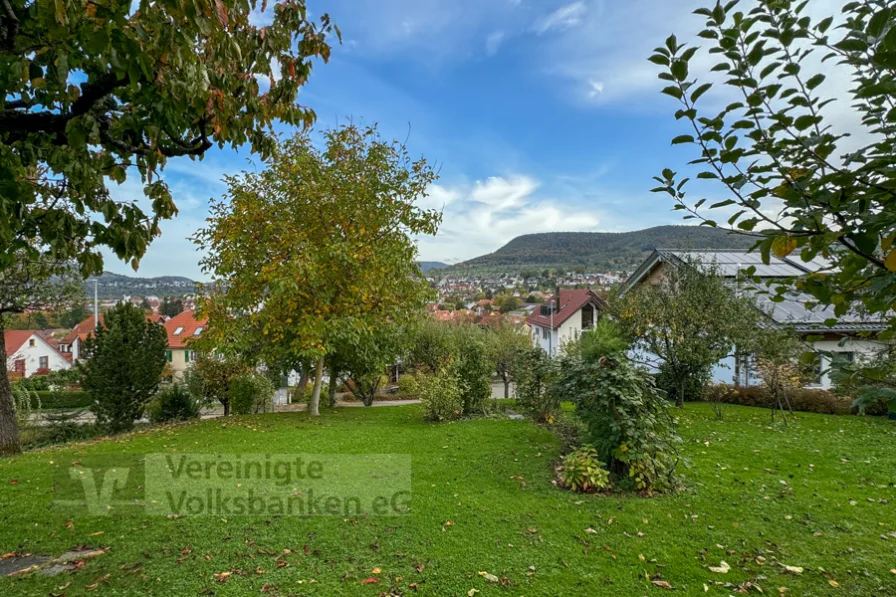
[671,135,695,145]
[1,0,337,277]
[651,0,896,353]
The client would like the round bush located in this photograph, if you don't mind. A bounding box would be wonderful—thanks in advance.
[148,384,201,424]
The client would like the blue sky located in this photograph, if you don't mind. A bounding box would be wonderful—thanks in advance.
[105,0,850,279]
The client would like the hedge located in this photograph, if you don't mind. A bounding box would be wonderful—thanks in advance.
[30,390,93,411]
[702,384,859,416]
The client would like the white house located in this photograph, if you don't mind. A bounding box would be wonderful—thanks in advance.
[4,330,72,378]
[622,249,889,390]
[526,288,606,356]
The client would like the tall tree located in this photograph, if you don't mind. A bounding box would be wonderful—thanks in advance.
[651,1,896,343]
[81,302,168,433]
[0,0,335,275]
[614,259,759,406]
[194,125,441,416]
[0,250,80,455]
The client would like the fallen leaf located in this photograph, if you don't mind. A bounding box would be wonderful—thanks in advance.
[585,527,597,534]
[372,568,382,574]
[709,561,731,574]
[828,580,840,587]
[360,577,379,584]
[467,590,479,597]
[651,579,673,589]
[781,565,803,575]
[478,571,499,583]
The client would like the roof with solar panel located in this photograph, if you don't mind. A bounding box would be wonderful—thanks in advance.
[623,249,885,333]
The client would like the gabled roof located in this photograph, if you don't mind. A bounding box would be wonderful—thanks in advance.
[4,330,68,359]
[4,330,37,355]
[526,288,605,330]
[61,315,103,346]
[622,249,884,334]
[163,310,208,348]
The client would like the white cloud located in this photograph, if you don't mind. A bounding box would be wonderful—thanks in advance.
[416,175,600,262]
[534,1,587,34]
[587,80,604,98]
[485,31,505,56]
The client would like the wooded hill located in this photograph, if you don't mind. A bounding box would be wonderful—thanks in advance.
[448,226,756,273]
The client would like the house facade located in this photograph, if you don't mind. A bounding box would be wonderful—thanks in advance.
[622,249,888,390]
[4,330,72,378]
[163,310,208,379]
[525,288,606,356]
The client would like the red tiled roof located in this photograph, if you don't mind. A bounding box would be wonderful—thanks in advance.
[525,288,605,330]
[3,330,36,355]
[163,310,208,348]
[61,315,103,346]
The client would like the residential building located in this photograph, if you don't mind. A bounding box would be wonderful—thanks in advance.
[622,249,888,390]
[58,315,103,361]
[4,330,72,377]
[163,310,208,379]
[525,288,606,356]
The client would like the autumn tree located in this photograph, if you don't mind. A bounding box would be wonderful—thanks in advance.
[614,258,760,406]
[0,251,81,454]
[194,125,441,416]
[1,1,335,275]
[651,1,896,344]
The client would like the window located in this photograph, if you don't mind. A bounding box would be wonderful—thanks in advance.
[187,350,197,362]
[166,350,173,363]
[831,352,855,377]
[28,338,35,347]
[60,344,68,353]
[173,326,184,336]
[193,327,203,336]
[542,327,550,340]
[39,356,49,369]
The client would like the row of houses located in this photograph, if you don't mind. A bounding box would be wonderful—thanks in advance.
[4,310,207,379]
[525,249,885,390]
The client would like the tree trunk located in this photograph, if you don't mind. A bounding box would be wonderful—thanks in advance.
[328,362,339,408]
[676,379,684,408]
[0,327,23,456]
[309,356,324,416]
[503,378,510,399]
[222,398,230,417]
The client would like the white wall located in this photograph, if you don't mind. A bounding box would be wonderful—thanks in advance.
[528,309,587,357]
[6,335,71,378]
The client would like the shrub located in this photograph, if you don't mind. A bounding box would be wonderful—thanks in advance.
[555,353,681,494]
[147,384,201,423]
[418,369,464,422]
[556,445,611,493]
[454,338,493,416]
[515,348,559,423]
[293,381,329,405]
[11,383,38,426]
[702,384,856,416]
[229,373,276,415]
[397,373,418,396]
[22,412,99,449]
[30,390,92,410]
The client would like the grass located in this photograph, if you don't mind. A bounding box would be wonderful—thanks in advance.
[1,403,895,596]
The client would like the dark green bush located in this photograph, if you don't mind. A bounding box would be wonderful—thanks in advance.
[702,384,857,416]
[147,384,201,423]
[31,390,92,410]
[555,354,681,494]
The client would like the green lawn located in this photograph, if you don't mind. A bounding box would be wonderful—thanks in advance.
[1,404,894,596]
